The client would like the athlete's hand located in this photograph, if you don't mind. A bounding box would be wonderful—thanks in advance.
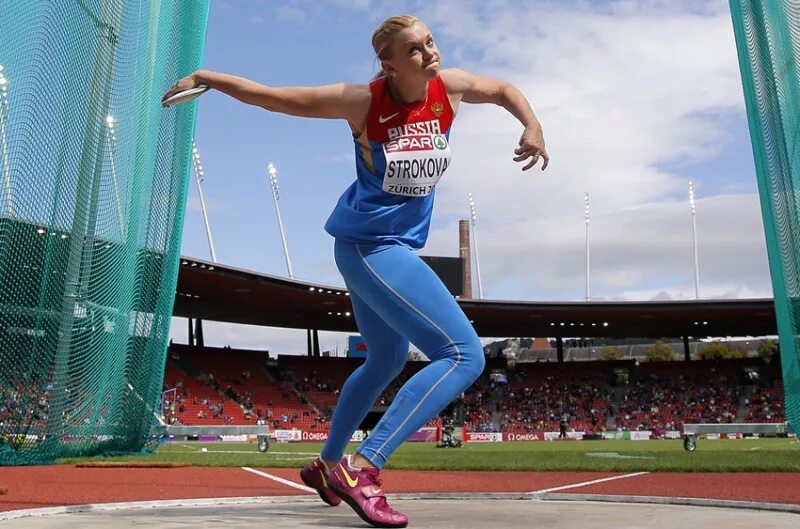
[514,126,549,171]
[161,71,203,105]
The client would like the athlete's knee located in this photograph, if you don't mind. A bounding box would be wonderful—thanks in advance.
[361,344,407,384]
[427,335,484,381]
[462,340,485,382]
[384,347,408,381]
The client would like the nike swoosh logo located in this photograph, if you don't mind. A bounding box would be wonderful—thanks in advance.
[363,485,384,497]
[378,112,400,124]
[340,466,359,488]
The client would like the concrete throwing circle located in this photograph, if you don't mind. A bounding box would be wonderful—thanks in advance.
[1,496,798,528]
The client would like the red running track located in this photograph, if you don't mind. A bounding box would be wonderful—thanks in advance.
[1,466,799,513]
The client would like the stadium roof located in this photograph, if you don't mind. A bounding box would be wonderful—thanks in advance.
[174,257,776,339]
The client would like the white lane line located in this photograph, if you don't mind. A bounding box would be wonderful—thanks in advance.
[530,472,649,494]
[241,466,315,494]
[195,450,321,456]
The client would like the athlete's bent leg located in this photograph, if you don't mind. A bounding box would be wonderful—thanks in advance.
[319,288,409,464]
[333,240,485,469]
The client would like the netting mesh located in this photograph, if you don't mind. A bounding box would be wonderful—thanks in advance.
[730,0,800,431]
[0,0,209,464]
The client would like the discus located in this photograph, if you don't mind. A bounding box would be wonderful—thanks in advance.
[161,84,209,107]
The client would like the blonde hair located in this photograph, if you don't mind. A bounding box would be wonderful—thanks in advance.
[371,15,420,79]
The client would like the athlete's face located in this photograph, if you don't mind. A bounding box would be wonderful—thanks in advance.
[384,22,441,81]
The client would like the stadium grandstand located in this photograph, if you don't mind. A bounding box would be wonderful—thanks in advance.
[160,258,788,441]
[159,342,785,440]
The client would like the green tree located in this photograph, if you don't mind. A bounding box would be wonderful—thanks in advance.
[697,341,746,360]
[598,347,622,360]
[757,339,778,359]
[645,341,678,361]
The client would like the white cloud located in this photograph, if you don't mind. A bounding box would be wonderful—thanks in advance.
[186,195,231,215]
[426,193,770,301]
[413,1,767,301]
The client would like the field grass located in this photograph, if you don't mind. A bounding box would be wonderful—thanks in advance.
[60,438,800,473]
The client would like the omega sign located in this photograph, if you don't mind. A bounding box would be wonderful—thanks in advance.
[302,431,328,442]
[505,433,541,442]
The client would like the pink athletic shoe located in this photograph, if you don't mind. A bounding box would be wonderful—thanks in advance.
[300,457,341,506]
[328,456,408,528]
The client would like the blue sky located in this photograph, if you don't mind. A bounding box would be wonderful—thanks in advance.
[171,0,770,353]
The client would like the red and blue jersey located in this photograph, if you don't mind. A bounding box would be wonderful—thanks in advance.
[325,76,454,249]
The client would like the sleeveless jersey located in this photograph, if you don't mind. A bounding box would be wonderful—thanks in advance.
[324,76,454,249]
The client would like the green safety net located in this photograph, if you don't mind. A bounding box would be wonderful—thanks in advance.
[0,0,210,464]
[730,0,800,432]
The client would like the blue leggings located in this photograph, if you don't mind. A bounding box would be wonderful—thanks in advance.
[319,240,485,468]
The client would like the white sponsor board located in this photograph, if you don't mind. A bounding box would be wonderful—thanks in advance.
[220,434,248,442]
[274,429,302,442]
[350,430,365,442]
[466,432,503,443]
[629,431,652,441]
[544,431,585,441]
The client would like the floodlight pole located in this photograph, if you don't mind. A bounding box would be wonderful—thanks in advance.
[268,163,294,279]
[191,140,217,262]
[104,115,125,234]
[468,193,484,299]
[689,181,700,300]
[0,64,12,216]
[585,192,590,302]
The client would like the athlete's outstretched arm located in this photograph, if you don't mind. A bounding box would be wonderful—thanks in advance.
[162,70,370,130]
[440,68,548,171]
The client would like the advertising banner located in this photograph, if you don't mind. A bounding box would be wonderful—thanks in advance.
[406,427,438,442]
[220,435,248,442]
[293,430,363,442]
[544,431,585,440]
[503,432,543,441]
[465,432,503,442]
[274,429,302,442]
[350,430,365,442]
[301,430,329,442]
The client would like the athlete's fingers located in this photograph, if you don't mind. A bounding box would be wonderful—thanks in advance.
[540,150,550,170]
[522,154,539,171]
[513,149,533,162]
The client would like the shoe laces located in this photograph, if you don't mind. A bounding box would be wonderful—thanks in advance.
[364,468,383,488]
[364,468,400,513]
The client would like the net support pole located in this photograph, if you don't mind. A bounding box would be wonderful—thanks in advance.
[47,0,121,446]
